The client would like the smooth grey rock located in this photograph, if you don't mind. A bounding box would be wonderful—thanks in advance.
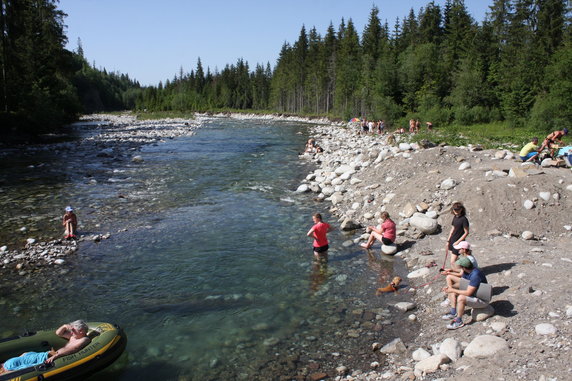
[132,155,144,163]
[380,338,407,354]
[535,323,557,335]
[414,354,451,375]
[409,213,439,234]
[407,267,430,279]
[458,162,471,170]
[464,335,508,358]
[403,202,416,218]
[523,200,535,210]
[538,191,551,201]
[412,348,431,362]
[381,244,397,255]
[439,338,462,362]
[440,178,456,190]
[471,304,495,322]
[395,302,416,312]
[341,218,361,231]
[521,231,534,240]
[295,184,310,193]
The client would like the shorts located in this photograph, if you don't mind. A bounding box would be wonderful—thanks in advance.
[381,237,393,245]
[465,296,489,309]
[448,242,460,256]
[313,245,329,253]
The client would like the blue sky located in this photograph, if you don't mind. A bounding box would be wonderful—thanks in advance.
[58,0,492,86]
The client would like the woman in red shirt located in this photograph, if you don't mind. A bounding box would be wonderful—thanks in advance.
[307,213,332,256]
[361,211,396,249]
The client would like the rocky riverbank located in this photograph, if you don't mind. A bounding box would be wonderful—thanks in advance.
[296,125,572,380]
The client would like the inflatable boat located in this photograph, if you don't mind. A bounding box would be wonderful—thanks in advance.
[0,322,126,381]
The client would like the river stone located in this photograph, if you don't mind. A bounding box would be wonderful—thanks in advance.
[381,244,397,255]
[330,192,344,205]
[535,323,557,335]
[523,200,535,210]
[414,354,450,375]
[399,143,412,151]
[395,302,416,312]
[340,171,354,180]
[295,184,310,193]
[439,338,462,362]
[412,348,431,362]
[350,177,362,185]
[440,178,456,190]
[380,338,407,354]
[0,246,7,253]
[464,335,508,358]
[341,218,361,231]
[492,170,507,177]
[407,267,430,279]
[538,191,551,201]
[364,212,374,220]
[426,210,438,219]
[458,162,471,170]
[403,202,416,218]
[494,150,507,159]
[383,193,396,204]
[321,186,335,196]
[132,155,144,163]
[567,184,572,192]
[54,259,65,265]
[490,322,507,332]
[335,164,353,175]
[521,231,534,240]
[331,177,344,186]
[26,238,36,245]
[471,304,495,322]
[409,213,438,234]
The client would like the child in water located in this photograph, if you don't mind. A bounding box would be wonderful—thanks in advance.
[62,206,78,239]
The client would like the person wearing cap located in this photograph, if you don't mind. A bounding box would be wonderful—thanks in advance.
[519,137,540,162]
[441,256,488,330]
[537,128,568,158]
[62,206,78,239]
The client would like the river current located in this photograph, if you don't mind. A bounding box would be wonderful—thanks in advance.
[0,118,412,380]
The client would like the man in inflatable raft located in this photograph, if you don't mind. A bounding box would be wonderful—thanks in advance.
[0,320,90,374]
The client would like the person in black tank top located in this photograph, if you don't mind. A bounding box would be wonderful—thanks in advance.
[446,202,469,270]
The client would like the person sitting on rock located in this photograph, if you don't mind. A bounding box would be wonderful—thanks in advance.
[441,256,488,330]
[0,320,91,374]
[62,206,78,239]
[360,212,396,249]
[519,137,540,162]
[537,128,568,158]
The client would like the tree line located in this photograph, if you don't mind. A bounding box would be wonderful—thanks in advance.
[0,0,141,139]
[137,0,572,131]
[2,0,571,138]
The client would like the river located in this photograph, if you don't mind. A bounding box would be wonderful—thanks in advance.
[0,117,413,380]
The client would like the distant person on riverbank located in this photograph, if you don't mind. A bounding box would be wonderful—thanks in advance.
[0,320,90,374]
[426,121,433,131]
[307,213,332,257]
[445,202,469,270]
[519,137,539,162]
[538,128,568,158]
[360,212,396,249]
[441,256,488,330]
[62,206,78,239]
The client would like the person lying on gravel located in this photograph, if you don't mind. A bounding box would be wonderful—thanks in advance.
[0,320,91,374]
[441,257,488,330]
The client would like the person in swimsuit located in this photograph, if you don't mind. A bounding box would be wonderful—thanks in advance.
[0,320,91,374]
[62,206,78,239]
[307,213,332,257]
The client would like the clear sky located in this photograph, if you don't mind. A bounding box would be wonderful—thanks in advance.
[58,0,493,86]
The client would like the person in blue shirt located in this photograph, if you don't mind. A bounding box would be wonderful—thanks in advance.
[441,256,488,330]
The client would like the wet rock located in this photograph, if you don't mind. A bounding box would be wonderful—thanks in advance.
[131,155,144,163]
[379,338,407,354]
[296,184,310,193]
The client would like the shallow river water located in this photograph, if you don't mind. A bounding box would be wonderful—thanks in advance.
[0,118,413,380]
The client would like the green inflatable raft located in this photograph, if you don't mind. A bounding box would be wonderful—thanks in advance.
[0,322,126,381]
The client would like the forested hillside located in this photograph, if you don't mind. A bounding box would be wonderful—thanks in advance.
[2,0,571,138]
[0,0,141,138]
[138,0,572,131]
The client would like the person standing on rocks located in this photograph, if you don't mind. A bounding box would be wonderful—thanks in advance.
[360,212,396,249]
[445,202,469,270]
[62,206,78,239]
[307,213,332,257]
[441,256,488,330]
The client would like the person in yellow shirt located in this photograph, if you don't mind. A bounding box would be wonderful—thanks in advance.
[519,137,539,162]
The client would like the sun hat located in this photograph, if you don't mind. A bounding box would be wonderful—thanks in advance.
[65,206,73,212]
[456,256,473,268]
[453,241,471,250]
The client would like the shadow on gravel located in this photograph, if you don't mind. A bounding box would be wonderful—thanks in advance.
[490,300,517,317]
[398,240,416,251]
[492,285,509,296]
[481,262,517,275]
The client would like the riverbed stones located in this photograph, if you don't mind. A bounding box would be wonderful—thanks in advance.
[395,302,416,312]
[521,230,534,240]
[471,305,495,322]
[409,213,439,234]
[523,200,535,210]
[295,184,310,193]
[439,338,462,362]
[131,155,144,163]
[412,348,431,362]
[407,267,430,278]
[535,323,557,335]
[414,354,451,376]
[381,244,398,255]
[440,178,456,190]
[379,338,407,354]
[463,335,508,358]
[340,218,361,231]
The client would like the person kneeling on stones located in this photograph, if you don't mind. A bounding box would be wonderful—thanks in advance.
[360,212,396,249]
[441,256,488,330]
[62,206,78,239]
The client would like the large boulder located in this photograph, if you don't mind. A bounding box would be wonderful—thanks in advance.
[381,244,398,255]
[439,338,462,362]
[409,213,439,234]
[341,218,362,231]
[414,354,450,375]
[464,335,508,358]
